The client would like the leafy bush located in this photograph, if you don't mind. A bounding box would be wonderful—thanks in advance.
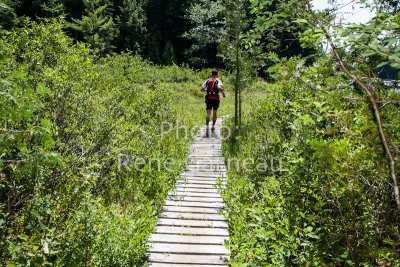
[222,56,400,266]
[0,19,203,266]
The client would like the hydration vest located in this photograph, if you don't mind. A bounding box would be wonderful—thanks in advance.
[206,78,220,101]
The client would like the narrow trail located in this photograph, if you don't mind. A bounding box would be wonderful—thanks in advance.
[147,118,230,266]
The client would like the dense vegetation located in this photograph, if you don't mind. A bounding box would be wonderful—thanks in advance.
[222,57,400,265]
[0,0,311,70]
[0,19,208,266]
[220,0,400,265]
[1,0,399,266]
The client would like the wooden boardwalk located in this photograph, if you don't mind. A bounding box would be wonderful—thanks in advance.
[148,118,230,266]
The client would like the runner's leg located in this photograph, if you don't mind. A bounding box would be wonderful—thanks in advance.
[206,109,211,127]
[211,101,219,131]
[212,109,217,127]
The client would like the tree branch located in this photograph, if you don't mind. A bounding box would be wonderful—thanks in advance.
[342,96,400,106]
[307,2,400,209]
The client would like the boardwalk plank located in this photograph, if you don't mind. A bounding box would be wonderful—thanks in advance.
[163,205,223,214]
[148,253,229,265]
[175,183,216,189]
[167,196,223,202]
[159,212,227,221]
[149,243,229,255]
[168,191,222,198]
[174,187,220,193]
[164,200,225,208]
[154,226,229,236]
[150,262,224,267]
[176,179,219,184]
[149,234,228,245]
[157,218,228,228]
[180,173,226,178]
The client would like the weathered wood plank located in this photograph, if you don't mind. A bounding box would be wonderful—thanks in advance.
[176,179,220,184]
[180,172,227,178]
[186,166,227,172]
[187,156,225,160]
[149,234,228,245]
[179,177,225,182]
[148,253,229,265]
[154,226,229,236]
[163,205,223,214]
[149,243,229,255]
[157,218,228,228]
[191,147,222,150]
[164,200,225,209]
[178,175,227,179]
[168,192,222,198]
[186,165,226,170]
[149,262,224,267]
[178,176,221,180]
[167,196,223,203]
[173,187,220,194]
[175,181,226,187]
[175,183,216,189]
[189,152,223,156]
[186,163,226,167]
[159,212,227,221]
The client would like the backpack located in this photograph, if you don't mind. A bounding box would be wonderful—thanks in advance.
[205,78,219,102]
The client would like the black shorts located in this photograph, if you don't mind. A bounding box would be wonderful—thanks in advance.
[206,100,220,110]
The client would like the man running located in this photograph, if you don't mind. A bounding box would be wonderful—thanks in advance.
[201,69,225,136]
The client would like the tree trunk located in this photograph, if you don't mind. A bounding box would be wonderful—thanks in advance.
[234,36,240,135]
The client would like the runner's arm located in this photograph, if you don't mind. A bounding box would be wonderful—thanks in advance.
[201,81,207,91]
[218,80,226,97]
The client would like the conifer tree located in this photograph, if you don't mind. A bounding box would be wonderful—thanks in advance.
[162,40,176,65]
[115,0,146,53]
[36,0,65,18]
[71,0,118,55]
[0,1,18,29]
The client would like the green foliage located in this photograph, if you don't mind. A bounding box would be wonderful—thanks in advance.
[0,1,18,29]
[144,0,194,64]
[115,0,146,53]
[183,0,223,67]
[247,0,317,77]
[222,56,400,265]
[162,40,176,65]
[0,19,203,266]
[70,0,118,55]
[35,0,65,18]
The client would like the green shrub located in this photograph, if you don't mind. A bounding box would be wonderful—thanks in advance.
[222,56,400,266]
[0,19,203,266]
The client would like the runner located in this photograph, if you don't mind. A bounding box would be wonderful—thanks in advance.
[201,69,226,136]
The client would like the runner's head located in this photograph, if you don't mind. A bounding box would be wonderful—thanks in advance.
[211,69,218,78]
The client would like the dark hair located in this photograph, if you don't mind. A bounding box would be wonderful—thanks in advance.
[211,69,218,76]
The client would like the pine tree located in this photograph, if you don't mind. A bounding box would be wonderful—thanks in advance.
[0,1,18,29]
[144,0,194,64]
[115,0,146,53]
[35,0,65,18]
[162,40,176,65]
[71,0,118,55]
[147,30,161,64]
